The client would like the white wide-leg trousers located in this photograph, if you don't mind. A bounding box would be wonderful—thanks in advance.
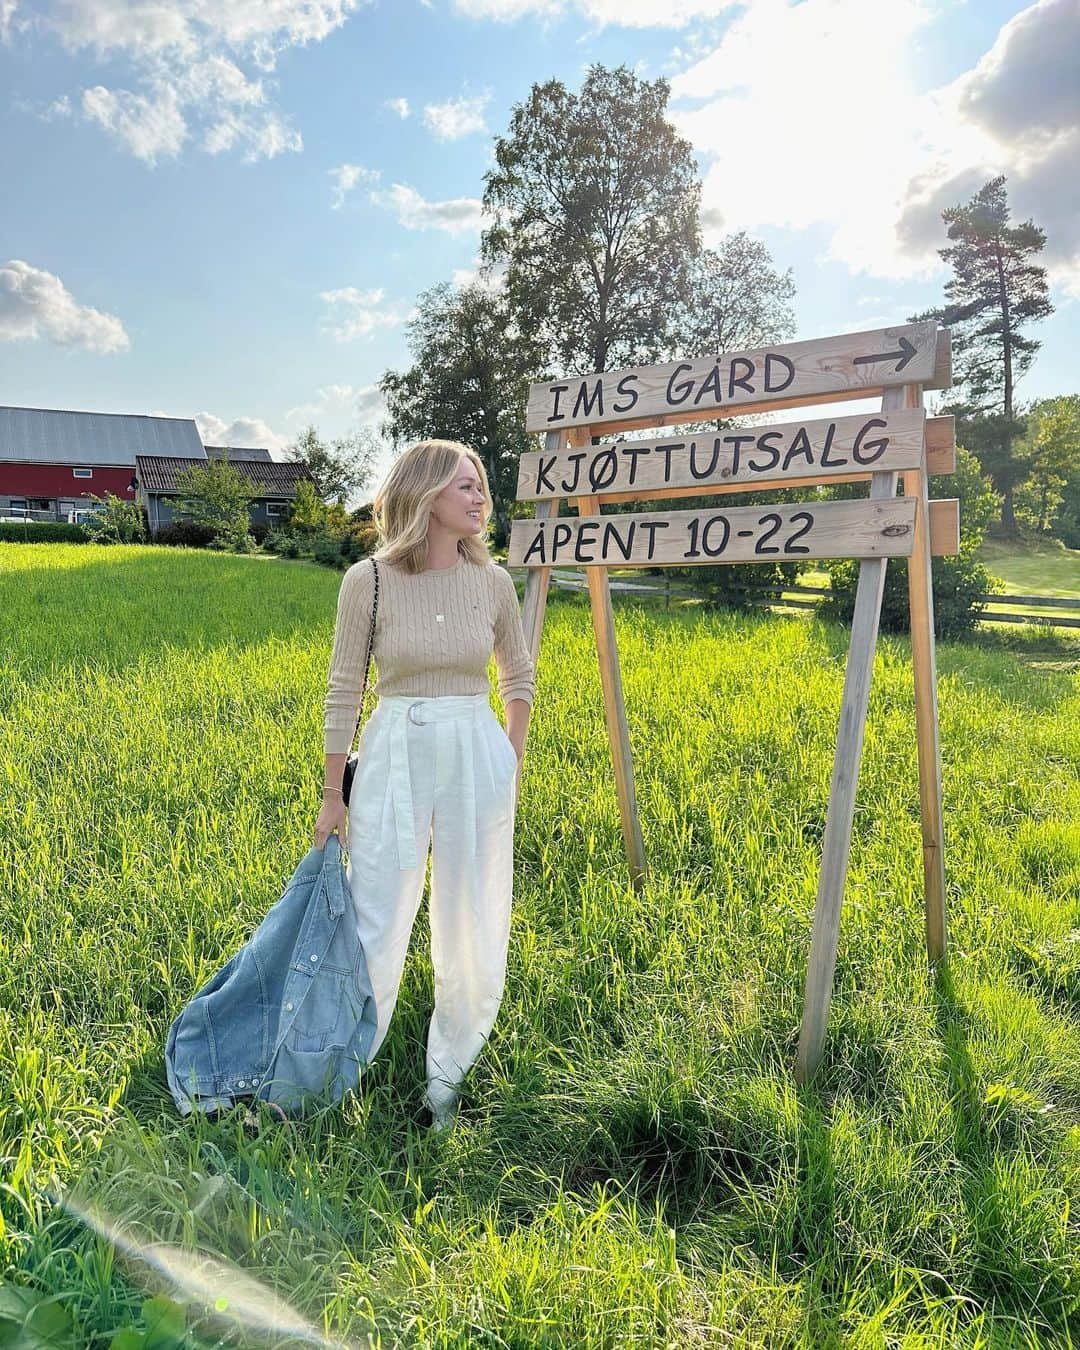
[344,692,519,1118]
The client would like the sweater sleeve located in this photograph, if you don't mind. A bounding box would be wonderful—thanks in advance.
[323,560,376,755]
[492,565,536,709]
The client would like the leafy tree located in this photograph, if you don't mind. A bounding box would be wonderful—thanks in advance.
[172,459,255,549]
[912,175,1053,531]
[82,491,147,545]
[1014,395,1080,536]
[284,424,380,507]
[380,280,543,548]
[480,63,701,375]
[675,231,796,355]
[288,479,335,535]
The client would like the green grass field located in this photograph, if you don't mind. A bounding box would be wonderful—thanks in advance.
[2,542,1079,1347]
[978,537,1080,600]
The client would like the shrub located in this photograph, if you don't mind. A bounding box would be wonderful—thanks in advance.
[0,520,89,544]
[820,445,1000,639]
[310,531,352,568]
[822,542,1000,639]
[644,485,807,608]
[308,523,379,571]
[79,492,147,545]
[261,528,292,554]
[154,520,217,548]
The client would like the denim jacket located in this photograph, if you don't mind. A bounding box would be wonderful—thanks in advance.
[165,833,378,1117]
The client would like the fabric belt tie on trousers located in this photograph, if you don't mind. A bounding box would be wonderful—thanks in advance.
[378,693,488,872]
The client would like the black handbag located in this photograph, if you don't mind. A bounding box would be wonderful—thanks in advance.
[341,557,379,809]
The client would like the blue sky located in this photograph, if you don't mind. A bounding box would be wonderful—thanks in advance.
[2,0,1076,506]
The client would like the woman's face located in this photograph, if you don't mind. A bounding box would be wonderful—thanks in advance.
[428,456,487,537]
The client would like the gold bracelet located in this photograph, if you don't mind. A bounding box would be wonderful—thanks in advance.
[323,785,343,795]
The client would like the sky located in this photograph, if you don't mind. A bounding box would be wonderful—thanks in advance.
[1,0,1077,507]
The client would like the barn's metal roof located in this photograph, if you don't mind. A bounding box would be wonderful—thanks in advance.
[0,405,205,465]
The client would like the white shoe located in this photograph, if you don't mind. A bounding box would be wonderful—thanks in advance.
[428,1100,460,1136]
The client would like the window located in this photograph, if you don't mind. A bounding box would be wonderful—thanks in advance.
[266,501,288,518]
[73,468,93,478]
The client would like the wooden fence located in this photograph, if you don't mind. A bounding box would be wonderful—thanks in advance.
[508,567,1080,630]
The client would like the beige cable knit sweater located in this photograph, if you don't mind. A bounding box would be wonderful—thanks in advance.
[323,553,536,755]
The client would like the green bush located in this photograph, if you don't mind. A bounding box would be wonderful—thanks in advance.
[261,528,291,554]
[310,523,379,571]
[154,520,216,548]
[822,541,1000,639]
[0,520,88,544]
[1054,503,1080,550]
[820,445,1001,639]
[649,485,806,608]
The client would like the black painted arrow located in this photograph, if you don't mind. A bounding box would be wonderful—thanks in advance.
[852,335,917,372]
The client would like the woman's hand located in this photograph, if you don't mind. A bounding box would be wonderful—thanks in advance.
[504,697,529,766]
[314,794,348,850]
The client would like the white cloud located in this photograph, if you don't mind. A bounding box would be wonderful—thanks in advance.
[329,162,380,209]
[385,96,410,118]
[285,382,386,424]
[451,255,507,292]
[318,287,412,341]
[370,182,485,235]
[423,92,490,140]
[955,0,1079,147]
[194,412,288,453]
[0,0,18,42]
[42,93,72,119]
[353,383,386,423]
[31,0,366,66]
[449,0,735,23]
[11,0,366,162]
[669,0,1080,296]
[81,84,188,164]
[79,55,303,164]
[0,259,130,353]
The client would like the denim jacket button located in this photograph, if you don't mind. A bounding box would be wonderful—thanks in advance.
[285,1002,293,1011]
[310,954,318,961]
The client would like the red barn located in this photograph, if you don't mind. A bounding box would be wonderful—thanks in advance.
[0,405,315,535]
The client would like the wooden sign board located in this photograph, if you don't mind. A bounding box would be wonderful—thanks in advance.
[508,497,918,568]
[526,322,948,434]
[513,321,953,1087]
[517,409,943,501]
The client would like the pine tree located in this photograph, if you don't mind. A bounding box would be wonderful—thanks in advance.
[913,175,1053,531]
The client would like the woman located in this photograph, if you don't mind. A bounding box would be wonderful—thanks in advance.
[313,439,535,1134]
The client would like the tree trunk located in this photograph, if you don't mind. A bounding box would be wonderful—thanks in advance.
[995,242,1013,421]
[1002,484,1017,533]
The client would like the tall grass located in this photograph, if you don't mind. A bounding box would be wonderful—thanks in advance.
[1,542,1078,1347]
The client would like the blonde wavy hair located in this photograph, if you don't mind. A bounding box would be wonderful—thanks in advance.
[371,439,494,574]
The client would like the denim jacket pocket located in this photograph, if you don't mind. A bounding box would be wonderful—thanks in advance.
[289,971,346,1052]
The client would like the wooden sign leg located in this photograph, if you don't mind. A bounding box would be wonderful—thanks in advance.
[515,432,565,804]
[901,385,948,962]
[569,445,647,890]
[519,430,565,681]
[795,455,899,1085]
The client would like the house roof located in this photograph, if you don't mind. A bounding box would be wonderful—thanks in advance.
[135,455,315,496]
[0,405,204,465]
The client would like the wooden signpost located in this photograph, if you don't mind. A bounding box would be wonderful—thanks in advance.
[509,322,955,1083]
